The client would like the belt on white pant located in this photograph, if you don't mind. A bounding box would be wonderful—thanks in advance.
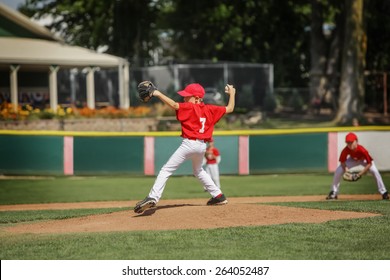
[186,138,205,143]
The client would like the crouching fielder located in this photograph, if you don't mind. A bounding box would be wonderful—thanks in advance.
[326,132,388,200]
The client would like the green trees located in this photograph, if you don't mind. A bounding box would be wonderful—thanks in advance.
[20,0,114,50]
[20,0,158,64]
[335,0,365,123]
[309,0,366,124]
[18,0,390,124]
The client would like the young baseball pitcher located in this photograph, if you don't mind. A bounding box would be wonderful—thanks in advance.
[134,82,236,213]
[326,132,389,200]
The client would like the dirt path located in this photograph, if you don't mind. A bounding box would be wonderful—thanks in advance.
[1,195,381,234]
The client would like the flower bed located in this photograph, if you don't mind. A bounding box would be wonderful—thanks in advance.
[0,103,176,131]
[0,103,155,121]
[0,117,160,132]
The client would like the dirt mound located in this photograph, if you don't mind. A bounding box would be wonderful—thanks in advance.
[2,195,381,234]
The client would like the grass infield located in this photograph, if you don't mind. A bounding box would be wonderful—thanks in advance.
[0,174,389,260]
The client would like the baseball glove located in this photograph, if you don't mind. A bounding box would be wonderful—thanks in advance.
[343,172,361,182]
[138,81,157,103]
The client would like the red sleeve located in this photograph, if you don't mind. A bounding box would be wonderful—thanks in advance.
[207,105,226,124]
[339,147,349,163]
[357,145,373,164]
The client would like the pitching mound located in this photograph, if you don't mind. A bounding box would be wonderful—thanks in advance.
[2,195,381,234]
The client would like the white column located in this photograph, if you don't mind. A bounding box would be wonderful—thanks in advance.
[10,64,20,111]
[123,62,130,108]
[118,62,130,109]
[223,62,228,85]
[86,67,95,109]
[49,65,59,110]
[173,65,179,90]
[70,68,77,104]
[118,63,124,109]
[268,64,274,96]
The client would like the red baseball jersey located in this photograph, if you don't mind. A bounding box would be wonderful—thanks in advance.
[176,102,226,141]
[339,144,373,164]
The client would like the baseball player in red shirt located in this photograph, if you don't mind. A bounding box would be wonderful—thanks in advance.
[134,83,236,213]
[203,140,222,189]
[326,132,389,200]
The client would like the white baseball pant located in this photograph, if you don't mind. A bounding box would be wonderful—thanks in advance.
[148,139,222,202]
[331,157,387,195]
[205,163,221,189]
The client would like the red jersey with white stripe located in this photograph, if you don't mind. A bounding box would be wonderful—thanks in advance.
[339,144,373,164]
[176,102,226,141]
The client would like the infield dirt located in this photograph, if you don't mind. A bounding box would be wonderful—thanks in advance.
[0,195,381,234]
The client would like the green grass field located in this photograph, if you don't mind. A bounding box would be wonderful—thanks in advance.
[0,174,389,260]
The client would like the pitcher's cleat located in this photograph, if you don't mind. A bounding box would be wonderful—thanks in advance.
[134,197,157,213]
[382,191,389,200]
[326,191,338,200]
[207,193,228,205]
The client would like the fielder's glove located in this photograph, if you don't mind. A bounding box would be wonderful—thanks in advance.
[343,172,361,182]
[138,81,157,103]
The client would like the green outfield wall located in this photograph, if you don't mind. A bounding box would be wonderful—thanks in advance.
[0,127,389,176]
[153,136,239,176]
[0,135,63,175]
[73,137,144,175]
[249,133,328,173]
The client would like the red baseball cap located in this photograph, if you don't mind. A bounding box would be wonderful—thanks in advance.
[177,83,205,98]
[345,132,358,142]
